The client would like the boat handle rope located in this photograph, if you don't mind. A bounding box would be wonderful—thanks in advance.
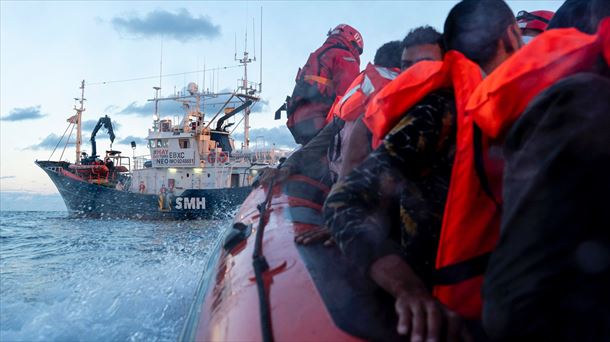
[252,178,276,342]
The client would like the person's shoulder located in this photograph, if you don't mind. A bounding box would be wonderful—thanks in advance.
[518,72,609,126]
[406,88,455,117]
[327,46,356,60]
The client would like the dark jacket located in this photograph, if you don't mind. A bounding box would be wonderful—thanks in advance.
[483,72,610,341]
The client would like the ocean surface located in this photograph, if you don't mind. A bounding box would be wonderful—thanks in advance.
[0,211,229,342]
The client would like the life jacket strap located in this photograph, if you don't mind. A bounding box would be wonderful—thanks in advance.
[433,252,491,286]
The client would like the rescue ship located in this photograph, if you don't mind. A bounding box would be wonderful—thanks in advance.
[37,50,283,219]
[180,177,402,341]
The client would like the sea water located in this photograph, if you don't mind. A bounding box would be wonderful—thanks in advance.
[0,211,228,341]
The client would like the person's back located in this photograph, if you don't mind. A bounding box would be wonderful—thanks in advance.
[476,1,610,339]
[283,24,362,145]
[485,71,610,342]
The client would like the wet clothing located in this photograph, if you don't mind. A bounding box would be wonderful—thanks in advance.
[334,52,490,318]
[324,90,456,288]
[483,72,610,341]
[281,117,345,191]
[288,103,337,146]
[336,116,372,180]
[327,64,400,182]
[286,36,360,145]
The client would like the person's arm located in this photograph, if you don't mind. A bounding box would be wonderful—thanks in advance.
[324,97,448,269]
[259,118,344,185]
[325,93,466,340]
[337,116,372,180]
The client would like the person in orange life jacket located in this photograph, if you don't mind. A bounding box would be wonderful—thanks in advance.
[336,27,444,182]
[302,30,443,247]
[327,40,403,184]
[259,41,401,190]
[468,0,610,340]
[516,10,554,44]
[323,0,522,340]
[286,41,404,247]
[282,24,362,146]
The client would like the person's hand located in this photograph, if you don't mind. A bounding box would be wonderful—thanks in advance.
[294,226,335,246]
[369,254,472,342]
[394,289,471,342]
[258,167,292,186]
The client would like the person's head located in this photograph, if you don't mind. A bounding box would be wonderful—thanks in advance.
[516,10,554,43]
[548,0,610,34]
[444,0,522,74]
[328,24,364,55]
[374,40,402,69]
[400,26,443,71]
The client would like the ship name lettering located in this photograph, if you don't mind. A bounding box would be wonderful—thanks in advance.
[175,197,206,210]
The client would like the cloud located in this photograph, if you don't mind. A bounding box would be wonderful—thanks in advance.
[26,133,62,150]
[233,126,297,149]
[117,136,147,146]
[25,119,122,151]
[0,176,16,180]
[1,106,46,121]
[111,8,221,42]
[82,119,121,132]
[104,105,119,113]
[116,90,267,117]
[117,101,174,117]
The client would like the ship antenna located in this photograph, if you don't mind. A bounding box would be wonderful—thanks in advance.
[259,6,263,93]
[152,39,163,132]
[253,18,256,61]
[153,86,161,132]
[159,39,163,89]
[74,80,86,164]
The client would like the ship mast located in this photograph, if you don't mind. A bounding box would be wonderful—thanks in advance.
[153,86,161,132]
[236,42,253,149]
[74,80,86,164]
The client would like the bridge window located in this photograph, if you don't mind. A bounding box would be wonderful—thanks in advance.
[179,139,190,149]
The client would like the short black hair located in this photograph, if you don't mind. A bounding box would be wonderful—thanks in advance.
[374,40,402,68]
[443,0,515,66]
[548,0,610,34]
[402,26,442,51]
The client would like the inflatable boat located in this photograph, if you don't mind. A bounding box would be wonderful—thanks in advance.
[180,175,402,341]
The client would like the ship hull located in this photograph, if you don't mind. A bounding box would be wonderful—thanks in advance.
[37,161,251,220]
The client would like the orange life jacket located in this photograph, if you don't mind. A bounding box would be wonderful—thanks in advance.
[436,19,610,320]
[363,58,457,148]
[286,37,360,144]
[327,63,400,122]
[467,18,610,139]
[288,38,355,115]
[325,63,399,180]
[365,51,490,318]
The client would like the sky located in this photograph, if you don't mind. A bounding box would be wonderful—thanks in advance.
[0,0,564,201]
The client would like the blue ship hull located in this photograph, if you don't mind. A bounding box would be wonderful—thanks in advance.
[36,161,251,219]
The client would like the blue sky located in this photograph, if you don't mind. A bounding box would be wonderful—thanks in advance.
[0,0,563,198]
